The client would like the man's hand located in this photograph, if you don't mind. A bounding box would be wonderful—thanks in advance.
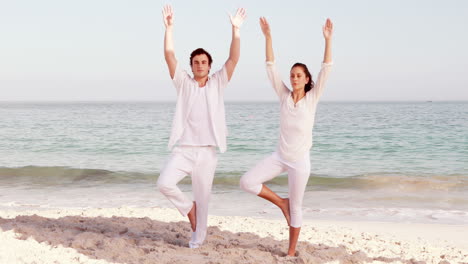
[229,8,246,29]
[162,5,174,28]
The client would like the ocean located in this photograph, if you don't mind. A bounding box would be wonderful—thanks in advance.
[0,101,467,224]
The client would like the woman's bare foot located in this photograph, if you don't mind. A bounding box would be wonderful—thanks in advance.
[257,185,291,226]
[279,198,291,226]
[287,249,296,257]
[187,201,196,232]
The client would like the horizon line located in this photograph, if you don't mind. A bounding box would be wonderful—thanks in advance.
[1,100,467,103]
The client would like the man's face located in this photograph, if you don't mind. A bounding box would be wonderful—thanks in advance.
[191,54,211,79]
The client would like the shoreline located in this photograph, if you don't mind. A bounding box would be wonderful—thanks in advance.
[1,207,467,264]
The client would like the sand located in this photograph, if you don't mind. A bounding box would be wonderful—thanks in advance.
[0,207,467,264]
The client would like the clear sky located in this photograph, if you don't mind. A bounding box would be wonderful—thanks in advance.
[1,0,467,101]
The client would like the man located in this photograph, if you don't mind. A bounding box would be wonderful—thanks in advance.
[157,5,246,248]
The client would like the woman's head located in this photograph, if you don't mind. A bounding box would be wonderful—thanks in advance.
[290,63,314,93]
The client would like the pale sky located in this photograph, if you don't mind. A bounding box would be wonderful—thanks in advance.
[0,0,467,101]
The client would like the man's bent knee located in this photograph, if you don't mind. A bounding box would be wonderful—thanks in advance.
[157,180,176,195]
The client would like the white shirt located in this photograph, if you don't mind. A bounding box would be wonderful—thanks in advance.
[167,63,229,152]
[178,86,217,146]
[266,61,332,162]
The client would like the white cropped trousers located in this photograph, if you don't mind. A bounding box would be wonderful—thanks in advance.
[157,146,218,248]
[240,151,311,228]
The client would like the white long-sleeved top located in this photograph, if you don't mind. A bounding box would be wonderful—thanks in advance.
[266,61,332,162]
[168,63,229,152]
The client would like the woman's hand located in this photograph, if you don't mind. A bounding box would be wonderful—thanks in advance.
[259,17,271,37]
[322,18,333,40]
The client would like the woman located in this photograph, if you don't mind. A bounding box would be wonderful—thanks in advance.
[240,17,333,256]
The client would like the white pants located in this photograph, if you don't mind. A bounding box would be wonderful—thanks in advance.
[157,146,218,248]
[240,151,311,228]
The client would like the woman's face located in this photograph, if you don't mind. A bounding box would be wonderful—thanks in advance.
[290,66,310,91]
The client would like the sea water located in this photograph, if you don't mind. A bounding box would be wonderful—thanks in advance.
[0,102,467,224]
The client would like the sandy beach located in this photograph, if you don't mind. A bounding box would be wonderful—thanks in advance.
[0,207,467,264]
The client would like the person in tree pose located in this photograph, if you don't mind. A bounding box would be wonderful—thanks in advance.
[157,5,246,248]
[240,16,333,256]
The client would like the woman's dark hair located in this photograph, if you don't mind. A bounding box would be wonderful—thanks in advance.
[291,63,315,93]
[190,48,213,66]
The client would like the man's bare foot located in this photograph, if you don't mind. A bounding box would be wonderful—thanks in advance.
[279,198,291,226]
[187,201,196,232]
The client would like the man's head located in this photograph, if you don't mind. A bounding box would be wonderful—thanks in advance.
[190,48,213,79]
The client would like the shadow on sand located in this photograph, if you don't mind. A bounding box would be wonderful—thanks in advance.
[0,215,411,264]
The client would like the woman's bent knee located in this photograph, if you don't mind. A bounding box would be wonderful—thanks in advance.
[240,174,261,194]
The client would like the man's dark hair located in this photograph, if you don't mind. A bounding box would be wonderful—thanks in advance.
[190,48,213,66]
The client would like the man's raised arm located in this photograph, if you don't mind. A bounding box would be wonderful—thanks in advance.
[225,8,246,81]
[163,5,177,79]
